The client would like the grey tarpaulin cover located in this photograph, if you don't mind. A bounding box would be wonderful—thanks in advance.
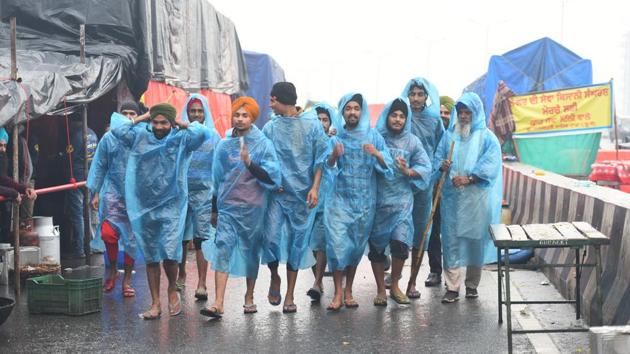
[0,0,248,126]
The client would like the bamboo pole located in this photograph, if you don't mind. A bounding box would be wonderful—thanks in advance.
[9,17,21,295]
[79,24,91,264]
[408,141,455,285]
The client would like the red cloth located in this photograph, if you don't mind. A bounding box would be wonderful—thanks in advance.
[589,160,630,184]
[101,220,134,266]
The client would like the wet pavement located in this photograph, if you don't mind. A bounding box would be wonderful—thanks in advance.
[0,255,588,353]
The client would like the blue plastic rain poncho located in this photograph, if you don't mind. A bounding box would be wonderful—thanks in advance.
[324,93,393,271]
[87,113,139,258]
[112,118,207,263]
[202,126,281,278]
[260,106,330,270]
[180,94,222,243]
[369,98,431,255]
[308,103,337,252]
[402,77,445,248]
[435,92,502,268]
[0,128,8,143]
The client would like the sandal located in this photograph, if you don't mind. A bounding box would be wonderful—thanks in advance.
[268,288,282,306]
[344,298,359,308]
[168,293,182,317]
[122,285,136,298]
[373,295,388,307]
[138,309,161,320]
[194,288,208,301]
[390,291,411,305]
[406,289,421,299]
[243,304,257,314]
[175,281,185,292]
[282,303,297,314]
[306,287,322,302]
[200,306,223,318]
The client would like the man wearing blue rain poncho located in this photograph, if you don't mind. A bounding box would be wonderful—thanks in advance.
[200,97,281,318]
[261,82,329,314]
[306,102,337,302]
[369,98,431,307]
[112,103,208,320]
[435,92,502,304]
[88,102,141,298]
[176,94,221,301]
[324,93,393,311]
[401,77,444,299]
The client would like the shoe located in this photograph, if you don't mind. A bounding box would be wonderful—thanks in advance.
[282,303,297,313]
[373,295,388,307]
[465,287,479,299]
[306,287,322,302]
[194,288,208,301]
[441,290,460,303]
[200,306,223,318]
[122,285,136,298]
[424,273,442,287]
[384,273,392,290]
[243,304,258,314]
[267,288,282,306]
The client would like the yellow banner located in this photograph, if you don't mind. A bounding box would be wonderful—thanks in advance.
[510,82,612,136]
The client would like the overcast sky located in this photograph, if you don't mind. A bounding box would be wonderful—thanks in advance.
[212,0,630,113]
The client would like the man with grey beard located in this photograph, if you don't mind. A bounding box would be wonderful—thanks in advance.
[434,92,502,304]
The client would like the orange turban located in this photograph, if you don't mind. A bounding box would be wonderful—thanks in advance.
[231,97,260,122]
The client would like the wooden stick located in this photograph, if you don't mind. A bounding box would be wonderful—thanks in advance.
[409,140,455,285]
[80,24,91,264]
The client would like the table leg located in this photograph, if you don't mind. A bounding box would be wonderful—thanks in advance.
[505,247,513,354]
[498,247,502,324]
[575,247,581,320]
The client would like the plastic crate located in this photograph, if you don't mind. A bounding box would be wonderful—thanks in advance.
[27,274,102,315]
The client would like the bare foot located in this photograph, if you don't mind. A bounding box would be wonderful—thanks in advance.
[139,304,161,319]
[327,295,343,311]
[344,289,358,307]
[268,274,281,304]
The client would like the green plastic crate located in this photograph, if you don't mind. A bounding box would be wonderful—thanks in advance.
[27,274,102,315]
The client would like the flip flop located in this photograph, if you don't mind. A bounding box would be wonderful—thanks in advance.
[327,302,342,311]
[390,292,411,305]
[344,298,359,308]
[406,289,421,299]
[282,303,297,314]
[268,288,282,306]
[373,295,388,307]
[194,289,208,301]
[243,304,257,314]
[200,306,223,318]
[306,287,322,302]
[139,310,161,320]
[122,285,136,298]
[168,293,182,317]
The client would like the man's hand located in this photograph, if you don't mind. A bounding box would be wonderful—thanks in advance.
[440,160,452,172]
[306,187,319,209]
[328,128,337,137]
[396,156,410,176]
[14,193,22,205]
[174,119,189,129]
[328,142,344,166]
[134,112,150,124]
[91,193,99,211]
[452,176,470,188]
[25,188,37,200]
[363,144,379,157]
[240,143,252,167]
[211,212,218,228]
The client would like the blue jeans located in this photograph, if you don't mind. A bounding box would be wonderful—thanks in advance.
[66,189,85,256]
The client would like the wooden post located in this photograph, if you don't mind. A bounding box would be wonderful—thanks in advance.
[9,17,21,295]
[79,24,91,264]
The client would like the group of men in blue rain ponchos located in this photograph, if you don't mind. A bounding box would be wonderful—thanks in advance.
[87,77,502,320]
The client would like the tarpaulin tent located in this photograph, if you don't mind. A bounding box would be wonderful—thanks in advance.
[464,37,596,176]
[243,51,286,128]
[0,0,248,126]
